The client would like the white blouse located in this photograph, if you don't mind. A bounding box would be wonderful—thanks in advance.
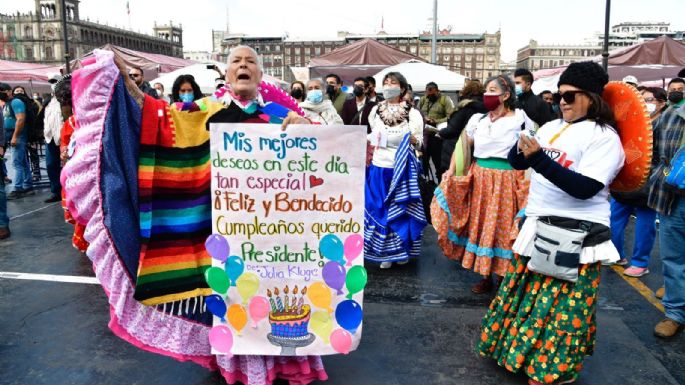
[367,104,424,168]
[466,109,534,159]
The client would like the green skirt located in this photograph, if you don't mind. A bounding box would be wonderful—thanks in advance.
[477,254,601,384]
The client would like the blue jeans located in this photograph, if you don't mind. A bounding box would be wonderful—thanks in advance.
[45,141,62,196]
[0,164,7,228]
[660,197,685,324]
[610,198,657,268]
[11,133,32,191]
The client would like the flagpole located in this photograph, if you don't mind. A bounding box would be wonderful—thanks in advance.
[127,1,131,30]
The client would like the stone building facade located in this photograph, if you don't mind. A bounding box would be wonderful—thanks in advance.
[0,0,183,65]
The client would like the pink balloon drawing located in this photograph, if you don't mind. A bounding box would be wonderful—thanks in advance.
[330,328,353,355]
[343,234,363,266]
[208,325,234,357]
[248,296,270,328]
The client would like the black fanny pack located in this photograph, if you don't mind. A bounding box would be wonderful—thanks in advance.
[538,216,611,247]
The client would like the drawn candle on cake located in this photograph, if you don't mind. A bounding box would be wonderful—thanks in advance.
[284,285,290,312]
[274,287,284,311]
[292,285,299,313]
[298,286,307,312]
[267,289,277,313]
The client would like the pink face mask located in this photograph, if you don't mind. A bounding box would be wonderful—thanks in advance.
[483,93,502,111]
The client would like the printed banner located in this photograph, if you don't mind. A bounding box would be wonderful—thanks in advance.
[206,123,367,356]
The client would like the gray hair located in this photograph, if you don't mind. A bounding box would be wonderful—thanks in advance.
[484,74,517,110]
[227,45,263,72]
[306,78,325,89]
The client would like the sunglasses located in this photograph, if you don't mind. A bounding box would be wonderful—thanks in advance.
[129,73,141,79]
[559,90,586,104]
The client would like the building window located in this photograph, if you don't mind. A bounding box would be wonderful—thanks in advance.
[45,46,53,60]
[24,26,33,39]
[315,47,321,55]
[410,46,417,54]
[25,47,34,60]
[295,47,300,55]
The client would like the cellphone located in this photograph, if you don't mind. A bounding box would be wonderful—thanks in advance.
[206,64,215,70]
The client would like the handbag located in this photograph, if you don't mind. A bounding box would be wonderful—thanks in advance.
[664,145,685,194]
[527,218,589,283]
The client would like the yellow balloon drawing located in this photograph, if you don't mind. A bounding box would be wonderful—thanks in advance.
[227,304,248,334]
[307,282,332,313]
[310,310,333,344]
[236,272,259,305]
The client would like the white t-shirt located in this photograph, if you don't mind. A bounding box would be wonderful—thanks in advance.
[367,104,423,168]
[525,119,625,226]
[466,109,535,159]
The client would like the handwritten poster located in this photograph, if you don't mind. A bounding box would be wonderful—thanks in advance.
[206,123,367,356]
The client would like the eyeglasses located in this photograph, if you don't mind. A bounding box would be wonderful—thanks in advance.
[129,73,141,79]
[559,90,586,104]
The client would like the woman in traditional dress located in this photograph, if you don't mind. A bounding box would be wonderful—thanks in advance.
[364,71,426,269]
[477,61,625,385]
[62,45,326,384]
[432,75,532,293]
[299,78,343,125]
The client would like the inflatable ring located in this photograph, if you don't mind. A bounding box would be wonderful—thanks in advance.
[603,81,653,192]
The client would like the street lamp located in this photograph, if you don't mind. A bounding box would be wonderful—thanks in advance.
[601,0,611,73]
[60,0,71,73]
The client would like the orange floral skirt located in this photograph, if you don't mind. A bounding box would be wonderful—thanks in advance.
[431,162,528,276]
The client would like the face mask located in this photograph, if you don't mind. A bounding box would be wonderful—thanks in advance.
[353,86,365,97]
[427,94,438,102]
[179,93,194,103]
[668,91,684,104]
[483,93,502,111]
[646,103,657,114]
[156,89,163,97]
[307,89,323,104]
[290,88,303,100]
[515,84,523,96]
[382,86,402,100]
[326,84,336,97]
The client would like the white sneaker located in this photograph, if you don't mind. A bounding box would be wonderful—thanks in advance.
[396,260,409,265]
[380,262,393,269]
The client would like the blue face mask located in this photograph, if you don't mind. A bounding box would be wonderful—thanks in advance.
[179,93,194,103]
[307,89,323,104]
[515,84,523,96]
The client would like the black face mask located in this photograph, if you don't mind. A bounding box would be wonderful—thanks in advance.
[668,91,684,104]
[290,88,303,100]
[353,86,364,97]
[427,94,438,102]
[326,84,336,97]
[0,92,8,102]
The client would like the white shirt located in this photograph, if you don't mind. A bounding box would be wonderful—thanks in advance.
[299,99,343,125]
[43,96,63,145]
[466,109,534,159]
[367,104,423,168]
[525,119,625,226]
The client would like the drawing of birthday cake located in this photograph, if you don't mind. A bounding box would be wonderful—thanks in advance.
[267,286,311,340]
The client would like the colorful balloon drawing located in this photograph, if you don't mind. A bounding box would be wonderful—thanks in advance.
[248,296,270,328]
[226,255,245,286]
[236,272,260,305]
[227,304,248,334]
[307,282,333,313]
[330,328,353,354]
[322,261,346,295]
[205,266,230,294]
[319,233,344,263]
[205,294,227,321]
[335,299,363,334]
[205,234,229,263]
[343,234,364,266]
[345,265,368,299]
[208,325,234,356]
[310,310,334,344]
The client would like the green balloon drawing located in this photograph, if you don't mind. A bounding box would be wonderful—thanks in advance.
[345,265,367,299]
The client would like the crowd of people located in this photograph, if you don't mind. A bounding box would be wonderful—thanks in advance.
[1,44,685,385]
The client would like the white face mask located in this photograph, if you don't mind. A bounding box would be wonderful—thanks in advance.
[382,86,402,100]
[646,103,657,114]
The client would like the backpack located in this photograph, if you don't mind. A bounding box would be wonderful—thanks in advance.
[9,94,42,143]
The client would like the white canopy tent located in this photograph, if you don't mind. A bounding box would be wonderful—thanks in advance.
[150,61,288,95]
[373,60,466,92]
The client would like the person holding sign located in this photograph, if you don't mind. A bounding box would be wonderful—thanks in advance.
[61,45,326,385]
[365,72,427,269]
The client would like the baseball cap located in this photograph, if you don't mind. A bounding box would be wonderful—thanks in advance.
[622,75,638,85]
